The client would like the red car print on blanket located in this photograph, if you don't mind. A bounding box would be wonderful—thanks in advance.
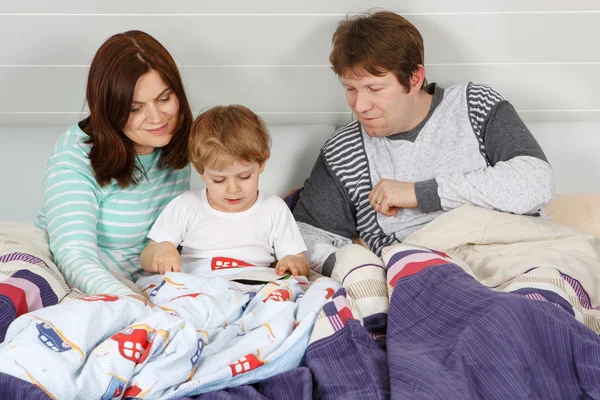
[324,287,335,299]
[263,288,292,303]
[122,384,142,398]
[211,257,254,270]
[79,294,120,302]
[111,325,156,364]
[229,352,267,377]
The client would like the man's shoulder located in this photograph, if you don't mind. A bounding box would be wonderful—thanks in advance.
[464,82,505,104]
[322,119,362,153]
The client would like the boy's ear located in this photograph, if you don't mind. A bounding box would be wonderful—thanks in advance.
[259,161,267,174]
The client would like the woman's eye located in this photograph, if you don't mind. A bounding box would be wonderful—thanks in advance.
[158,96,170,103]
[130,106,142,113]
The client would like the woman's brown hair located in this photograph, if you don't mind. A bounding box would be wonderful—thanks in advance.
[329,11,425,91]
[82,30,193,187]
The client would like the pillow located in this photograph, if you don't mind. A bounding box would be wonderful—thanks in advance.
[283,187,304,212]
[0,222,70,342]
[544,193,600,238]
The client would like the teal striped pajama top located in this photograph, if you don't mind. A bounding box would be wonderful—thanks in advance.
[37,124,190,296]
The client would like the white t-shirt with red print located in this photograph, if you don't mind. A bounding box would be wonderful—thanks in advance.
[148,189,307,276]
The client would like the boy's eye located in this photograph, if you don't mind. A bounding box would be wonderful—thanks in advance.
[212,179,225,184]
[239,175,251,180]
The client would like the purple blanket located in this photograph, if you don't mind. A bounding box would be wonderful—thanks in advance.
[4,261,600,399]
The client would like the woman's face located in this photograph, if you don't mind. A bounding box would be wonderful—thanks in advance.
[122,69,179,155]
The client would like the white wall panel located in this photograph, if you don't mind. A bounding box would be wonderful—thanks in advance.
[3,0,600,14]
[0,14,597,66]
[0,65,596,117]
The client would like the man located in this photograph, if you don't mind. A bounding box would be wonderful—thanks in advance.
[293,11,554,275]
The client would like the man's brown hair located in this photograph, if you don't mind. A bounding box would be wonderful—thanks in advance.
[82,30,193,187]
[189,105,271,174]
[329,11,425,91]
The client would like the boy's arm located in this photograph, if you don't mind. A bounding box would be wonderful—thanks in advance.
[275,252,310,277]
[140,240,180,274]
[293,154,355,275]
[143,193,192,273]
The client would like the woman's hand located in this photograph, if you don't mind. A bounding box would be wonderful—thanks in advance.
[275,253,310,277]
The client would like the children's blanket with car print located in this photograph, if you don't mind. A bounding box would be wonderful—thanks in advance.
[0,272,339,399]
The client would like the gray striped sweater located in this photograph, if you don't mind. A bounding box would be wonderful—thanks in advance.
[293,83,554,276]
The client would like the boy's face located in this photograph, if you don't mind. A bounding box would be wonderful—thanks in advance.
[200,154,265,213]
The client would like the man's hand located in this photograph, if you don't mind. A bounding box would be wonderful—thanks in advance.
[369,179,418,216]
[275,253,310,277]
[146,241,181,274]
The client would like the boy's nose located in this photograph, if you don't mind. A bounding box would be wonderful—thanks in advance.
[227,180,238,193]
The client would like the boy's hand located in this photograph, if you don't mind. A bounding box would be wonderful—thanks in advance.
[149,242,181,274]
[275,253,310,277]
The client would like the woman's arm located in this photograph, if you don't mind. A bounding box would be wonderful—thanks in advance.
[42,149,134,296]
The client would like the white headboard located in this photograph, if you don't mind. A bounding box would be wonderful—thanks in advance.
[0,1,597,125]
[0,1,598,221]
[1,121,598,222]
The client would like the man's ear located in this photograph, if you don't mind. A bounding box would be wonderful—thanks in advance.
[410,65,427,92]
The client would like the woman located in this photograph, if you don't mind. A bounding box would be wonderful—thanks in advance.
[37,30,193,297]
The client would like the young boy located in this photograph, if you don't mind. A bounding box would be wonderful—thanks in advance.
[140,105,310,279]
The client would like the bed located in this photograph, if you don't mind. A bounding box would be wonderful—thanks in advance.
[1,123,599,399]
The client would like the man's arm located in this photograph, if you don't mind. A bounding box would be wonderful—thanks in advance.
[415,100,554,215]
[293,153,355,276]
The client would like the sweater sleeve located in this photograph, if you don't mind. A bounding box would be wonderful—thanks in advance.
[43,146,134,296]
[415,85,554,215]
[293,153,354,275]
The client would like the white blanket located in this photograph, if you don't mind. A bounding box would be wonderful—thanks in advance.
[0,272,339,399]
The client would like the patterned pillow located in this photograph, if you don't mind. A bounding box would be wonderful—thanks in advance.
[0,222,70,342]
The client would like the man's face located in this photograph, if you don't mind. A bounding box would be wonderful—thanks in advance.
[341,68,420,137]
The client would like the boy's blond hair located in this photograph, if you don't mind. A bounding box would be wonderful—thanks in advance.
[189,105,271,174]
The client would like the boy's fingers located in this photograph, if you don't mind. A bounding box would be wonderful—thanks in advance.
[291,266,299,276]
